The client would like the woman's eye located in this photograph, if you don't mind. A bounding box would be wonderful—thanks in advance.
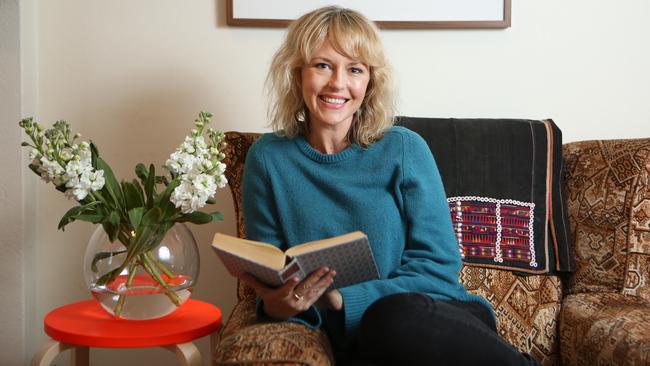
[315,63,330,69]
[350,67,364,74]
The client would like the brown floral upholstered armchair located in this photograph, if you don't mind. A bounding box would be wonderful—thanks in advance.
[214,121,650,366]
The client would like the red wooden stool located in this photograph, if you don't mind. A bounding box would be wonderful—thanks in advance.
[31,299,222,366]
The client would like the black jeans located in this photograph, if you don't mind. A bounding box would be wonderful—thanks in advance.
[338,293,540,366]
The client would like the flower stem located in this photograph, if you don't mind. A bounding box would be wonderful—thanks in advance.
[141,254,183,306]
[145,251,173,278]
[114,260,138,317]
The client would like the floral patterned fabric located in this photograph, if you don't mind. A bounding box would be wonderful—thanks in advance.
[214,132,649,366]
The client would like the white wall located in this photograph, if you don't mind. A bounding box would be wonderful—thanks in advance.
[4,0,649,365]
[1,1,25,365]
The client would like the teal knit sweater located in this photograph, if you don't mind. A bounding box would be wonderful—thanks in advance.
[242,126,493,344]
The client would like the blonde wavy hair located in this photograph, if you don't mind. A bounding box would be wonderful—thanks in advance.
[266,6,395,146]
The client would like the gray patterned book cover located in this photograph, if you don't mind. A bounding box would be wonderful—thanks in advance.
[212,232,379,289]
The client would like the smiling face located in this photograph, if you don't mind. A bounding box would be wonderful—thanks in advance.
[301,39,370,135]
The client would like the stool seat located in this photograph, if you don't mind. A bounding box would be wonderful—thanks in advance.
[33,299,222,366]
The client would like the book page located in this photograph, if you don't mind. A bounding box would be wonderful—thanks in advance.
[286,231,366,256]
[212,233,287,270]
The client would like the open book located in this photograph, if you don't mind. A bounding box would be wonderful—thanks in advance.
[211,231,380,289]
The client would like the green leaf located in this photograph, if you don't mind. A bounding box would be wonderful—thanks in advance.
[91,250,127,272]
[96,157,125,211]
[95,267,122,286]
[157,178,180,216]
[159,201,177,223]
[131,207,162,255]
[177,211,213,224]
[144,164,155,209]
[143,221,172,252]
[135,163,148,183]
[90,142,99,169]
[128,207,144,231]
[58,201,102,230]
[104,210,121,242]
[210,211,225,221]
[132,178,145,199]
[159,178,180,200]
[58,206,84,230]
[122,181,144,210]
[74,213,104,224]
[155,175,169,185]
[140,206,162,228]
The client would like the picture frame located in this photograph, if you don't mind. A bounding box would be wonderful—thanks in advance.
[226,0,511,29]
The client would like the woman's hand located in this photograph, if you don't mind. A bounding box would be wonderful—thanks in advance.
[241,266,336,320]
[316,289,343,311]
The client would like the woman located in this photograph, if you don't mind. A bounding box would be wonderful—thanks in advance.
[241,6,539,366]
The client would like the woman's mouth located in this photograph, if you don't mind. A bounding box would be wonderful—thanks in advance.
[319,96,348,105]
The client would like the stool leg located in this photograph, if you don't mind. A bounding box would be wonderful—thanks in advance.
[31,339,72,366]
[210,331,218,363]
[71,346,89,366]
[163,342,202,366]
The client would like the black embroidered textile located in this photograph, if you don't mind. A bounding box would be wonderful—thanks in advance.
[397,117,575,274]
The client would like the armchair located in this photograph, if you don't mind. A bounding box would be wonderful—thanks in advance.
[213,121,650,366]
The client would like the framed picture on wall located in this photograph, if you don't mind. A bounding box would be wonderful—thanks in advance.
[226,0,511,29]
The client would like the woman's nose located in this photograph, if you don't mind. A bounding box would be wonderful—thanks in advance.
[327,69,345,90]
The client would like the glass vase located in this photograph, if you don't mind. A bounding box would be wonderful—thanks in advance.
[83,223,199,320]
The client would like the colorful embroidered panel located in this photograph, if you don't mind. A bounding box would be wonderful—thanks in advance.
[448,196,537,268]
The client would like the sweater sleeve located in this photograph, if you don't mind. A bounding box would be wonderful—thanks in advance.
[338,130,478,337]
[242,137,285,246]
[242,136,323,328]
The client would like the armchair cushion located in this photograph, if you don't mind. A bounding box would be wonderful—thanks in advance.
[215,298,334,365]
[562,138,650,295]
[560,292,650,365]
[461,266,562,365]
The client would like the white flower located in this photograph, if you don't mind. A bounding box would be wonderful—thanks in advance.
[193,173,217,198]
[60,148,74,161]
[76,143,92,163]
[81,169,105,192]
[166,151,202,175]
[180,137,196,154]
[165,117,228,213]
[215,174,228,189]
[64,175,87,200]
[29,149,41,160]
[39,156,64,183]
[214,161,226,176]
[170,173,219,214]
[71,186,90,201]
[64,159,91,180]
[170,181,195,214]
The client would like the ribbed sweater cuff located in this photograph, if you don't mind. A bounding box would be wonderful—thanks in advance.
[256,298,322,329]
[340,287,370,335]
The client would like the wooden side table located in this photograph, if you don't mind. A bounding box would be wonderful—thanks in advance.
[31,299,222,366]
